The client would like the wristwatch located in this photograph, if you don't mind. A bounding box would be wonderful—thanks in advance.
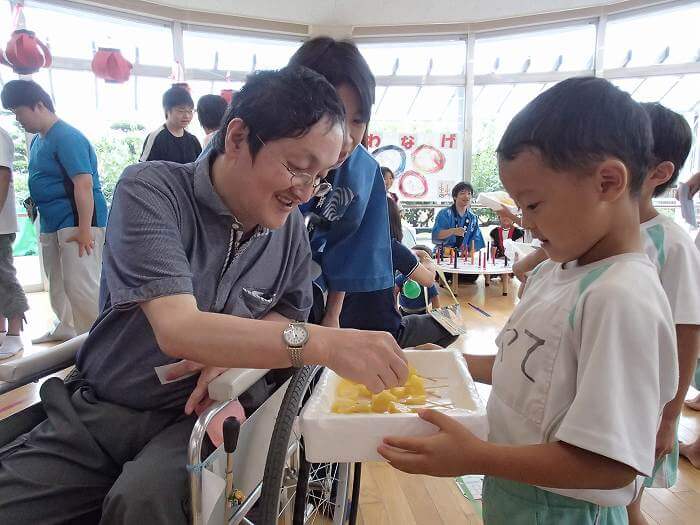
[282,322,309,368]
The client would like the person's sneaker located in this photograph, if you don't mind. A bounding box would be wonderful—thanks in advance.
[31,327,76,344]
[0,335,24,359]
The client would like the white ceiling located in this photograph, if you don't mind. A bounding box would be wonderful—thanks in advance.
[145,0,629,26]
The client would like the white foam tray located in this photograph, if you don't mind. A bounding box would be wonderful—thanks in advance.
[300,349,488,463]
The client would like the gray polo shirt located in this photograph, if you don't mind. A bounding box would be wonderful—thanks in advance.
[76,156,313,410]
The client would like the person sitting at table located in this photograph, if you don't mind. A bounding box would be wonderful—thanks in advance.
[432,182,485,284]
[489,209,524,259]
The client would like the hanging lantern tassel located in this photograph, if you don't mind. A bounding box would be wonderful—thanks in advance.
[0,29,52,75]
[91,48,132,83]
[220,89,235,104]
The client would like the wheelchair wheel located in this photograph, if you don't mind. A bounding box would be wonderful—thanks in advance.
[256,366,352,525]
[291,440,351,525]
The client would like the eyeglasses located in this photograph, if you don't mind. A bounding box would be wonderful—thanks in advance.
[172,107,194,116]
[256,135,332,198]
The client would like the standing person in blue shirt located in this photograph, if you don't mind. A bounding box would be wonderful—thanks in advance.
[432,182,485,284]
[290,37,394,327]
[1,80,108,342]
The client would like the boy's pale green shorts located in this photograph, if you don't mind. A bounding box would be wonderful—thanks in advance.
[482,476,628,525]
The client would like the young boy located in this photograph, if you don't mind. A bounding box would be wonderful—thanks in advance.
[379,77,678,524]
[140,86,202,163]
[395,245,441,315]
[627,102,700,525]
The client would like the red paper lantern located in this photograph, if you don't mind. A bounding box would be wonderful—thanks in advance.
[220,89,234,104]
[91,48,132,83]
[0,29,52,75]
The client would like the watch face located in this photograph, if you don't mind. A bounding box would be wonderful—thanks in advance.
[285,324,308,346]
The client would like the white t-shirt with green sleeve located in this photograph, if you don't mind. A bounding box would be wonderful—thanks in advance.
[487,253,677,506]
[642,214,700,326]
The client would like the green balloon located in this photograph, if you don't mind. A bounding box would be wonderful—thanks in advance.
[403,279,421,299]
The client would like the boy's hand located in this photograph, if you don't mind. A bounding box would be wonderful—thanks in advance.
[378,408,488,477]
[655,417,676,460]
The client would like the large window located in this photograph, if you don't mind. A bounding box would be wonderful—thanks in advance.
[605,3,700,69]
[474,23,596,75]
[360,40,466,202]
[24,1,173,66]
[183,29,301,72]
[612,74,700,182]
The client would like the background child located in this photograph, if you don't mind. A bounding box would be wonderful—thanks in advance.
[395,244,441,315]
[382,166,399,203]
[379,77,678,524]
[489,209,524,258]
[626,102,700,525]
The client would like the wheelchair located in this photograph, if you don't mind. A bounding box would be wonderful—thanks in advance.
[0,334,361,525]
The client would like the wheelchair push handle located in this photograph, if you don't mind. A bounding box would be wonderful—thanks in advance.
[223,417,240,454]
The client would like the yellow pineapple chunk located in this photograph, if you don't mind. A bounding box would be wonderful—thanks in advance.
[405,374,426,396]
[404,395,427,405]
[390,386,407,398]
[371,391,397,413]
[331,398,357,413]
[350,401,372,413]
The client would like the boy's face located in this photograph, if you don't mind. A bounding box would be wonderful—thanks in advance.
[166,105,194,129]
[499,149,612,263]
[335,83,366,168]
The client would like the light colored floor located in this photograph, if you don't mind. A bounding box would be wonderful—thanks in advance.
[2,276,700,524]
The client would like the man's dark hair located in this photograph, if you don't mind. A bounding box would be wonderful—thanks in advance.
[197,94,228,131]
[213,66,345,159]
[497,76,653,196]
[452,182,474,200]
[163,86,194,114]
[641,102,693,197]
[1,79,55,113]
[288,36,375,123]
[387,196,403,242]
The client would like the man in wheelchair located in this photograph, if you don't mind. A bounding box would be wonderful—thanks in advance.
[0,66,408,524]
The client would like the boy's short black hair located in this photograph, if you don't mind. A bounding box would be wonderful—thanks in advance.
[1,79,55,113]
[163,86,194,114]
[381,166,394,179]
[288,36,375,123]
[197,94,228,131]
[452,182,474,199]
[641,102,693,197]
[213,66,345,160]
[497,76,653,196]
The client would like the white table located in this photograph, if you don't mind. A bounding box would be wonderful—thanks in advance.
[436,258,513,295]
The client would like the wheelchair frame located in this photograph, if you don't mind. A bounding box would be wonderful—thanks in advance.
[0,336,358,525]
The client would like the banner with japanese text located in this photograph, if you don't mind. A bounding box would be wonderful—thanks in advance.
[367,130,463,201]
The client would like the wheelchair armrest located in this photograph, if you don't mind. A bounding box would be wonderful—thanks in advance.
[208,368,270,402]
[0,333,87,383]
